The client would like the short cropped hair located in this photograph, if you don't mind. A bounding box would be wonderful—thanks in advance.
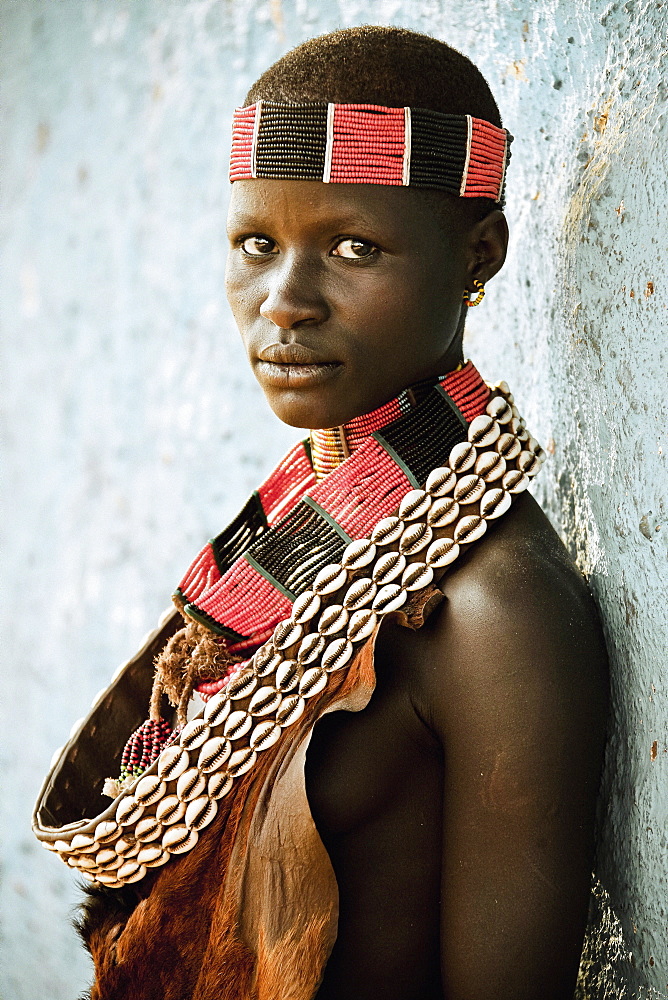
[245,26,505,219]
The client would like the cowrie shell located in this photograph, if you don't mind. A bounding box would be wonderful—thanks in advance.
[250,720,282,751]
[475,451,506,482]
[226,671,257,701]
[495,432,521,460]
[94,873,125,887]
[372,583,407,614]
[468,414,500,447]
[275,659,299,692]
[96,850,122,870]
[208,772,234,800]
[223,710,252,741]
[425,467,456,497]
[291,591,321,625]
[156,795,186,826]
[297,632,325,665]
[68,855,96,869]
[226,746,257,778]
[115,837,140,858]
[495,380,511,397]
[322,638,354,673]
[134,774,167,806]
[157,746,190,782]
[486,395,513,423]
[134,817,162,843]
[425,537,460,568]
[453,474,485,505]
[203,692,231,727]
[347,608,378,643]
[341,539,377,570]
[427,497,459,528]
[249,686,282,717]
[370,516,403,546]
[448,441,476,473]
[480,488,512,520]
[343,577,377,610]
[116,797,144,826]
[399,522,433,556]
[95,820,121,844]
[398,489,431,521]
[137,844,170,867]
[179,720,211,750]
[401,562,434,591]
[117,861,147,883]
[276,694,306,728]
[162,825,198,855]
[184,796,218,831]
[71,833,98,853]
[254,648,282,678]
[312,563,347,595]
[453,514,487,544]
[197,736,232,773]
[372,551,406,585]
[273,619,303,651]
[518,450,541,477]
[502,469,529,494]
[54,840,73,855]
[299,666,327,699]
[317,604,348,636]
[176,768,206,802]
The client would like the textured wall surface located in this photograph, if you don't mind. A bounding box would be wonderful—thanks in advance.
[2,1,666,997]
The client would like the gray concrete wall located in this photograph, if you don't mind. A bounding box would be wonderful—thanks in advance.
[2,2,666,997]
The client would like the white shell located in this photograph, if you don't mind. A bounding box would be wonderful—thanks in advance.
[399,522,433,556]
[116,796,144,827]
[502,469,530,494]
[115,837,140,858]
[347,608,378,643]
[68,854,96,869]
[495,432,521,460]
[372,583,408,614]
[468,414,501,447]
[163,824,199,855]
[226,671,258,701]
[134,774,167,806]
[425,537,460,568]
[317,604,349,636]
[370,516,404,546]
[276,694,306,728]
[203,692,231,727]
[427,497,459,528]
[299,666,328,699]
[137,844,170,866]
[197,736,232,773]
[322,638,354,673]
[480,488,512,520]
[453,514,487,544]
[117,861,147,883]
[372,551,406,585]
[157,746,190,782]
[208,772,234,800]
[273,619,304,651]
[254,643,278,673]
[134,817,163,843]
[223,710,252,741]
[185,796,218,831]
[71,833,98,853]
[453,474,485,505]
[176,768,207,803]
[398,489,432,521]
[275,659,300,692]
[343,577,377,610]
[248,686,282,716]
[401,562,434,591]
[94,872,125,887]
[495,380,511,397]
[226,746,257,778]
[475,450,506,482]
[448,441,476,473]
[517,450,541,477]
[291,591,322,624]
[340,538,377,570]
[254,649,282,679]
[250,720,282,751]
[96,849,122,870]
[297,631,326,665]
[54,839,73,855]
[486,395,513,423]
[425,467,456,497]
[179,719,211,750]
[312,563,347,595]
[155,795,186,826]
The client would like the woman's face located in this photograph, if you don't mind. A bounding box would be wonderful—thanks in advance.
[225,178,475,429]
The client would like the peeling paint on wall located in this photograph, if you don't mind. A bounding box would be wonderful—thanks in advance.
[2,1,667,997]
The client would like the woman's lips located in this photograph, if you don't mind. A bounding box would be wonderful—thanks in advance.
[256,343,343,389]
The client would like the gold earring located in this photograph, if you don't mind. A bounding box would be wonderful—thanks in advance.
[463,278,485,307]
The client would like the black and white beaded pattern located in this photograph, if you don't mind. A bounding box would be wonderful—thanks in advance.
[41,384,544,885]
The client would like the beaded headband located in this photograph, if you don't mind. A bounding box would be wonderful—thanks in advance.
[230,101,512,203]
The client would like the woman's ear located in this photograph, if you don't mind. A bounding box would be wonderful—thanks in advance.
[468,210,509,285]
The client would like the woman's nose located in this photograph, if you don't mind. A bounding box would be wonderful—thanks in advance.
[259,253,330,330]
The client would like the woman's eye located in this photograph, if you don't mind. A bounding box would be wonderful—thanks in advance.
[332,238,378,259]
[240,236,278,256]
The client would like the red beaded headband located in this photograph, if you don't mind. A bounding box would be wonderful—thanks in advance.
[230,101,511,203]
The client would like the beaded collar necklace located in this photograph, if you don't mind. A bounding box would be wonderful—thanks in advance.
[231,102,512,204]
[34,364,545,885]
